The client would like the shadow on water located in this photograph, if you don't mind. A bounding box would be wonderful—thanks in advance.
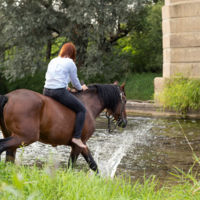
[1,114,200,184]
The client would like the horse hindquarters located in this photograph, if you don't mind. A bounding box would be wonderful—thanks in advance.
[0,91,42,162]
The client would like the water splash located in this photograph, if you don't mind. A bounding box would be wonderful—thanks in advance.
[91,122,153,178]
[106,147,125,178]
[0,119,153,179]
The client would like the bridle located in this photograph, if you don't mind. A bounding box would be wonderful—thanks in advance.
[105,91,126,133]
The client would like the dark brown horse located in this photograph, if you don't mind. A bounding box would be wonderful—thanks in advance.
[0,82,127,172]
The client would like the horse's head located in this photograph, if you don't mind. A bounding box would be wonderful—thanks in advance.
[106,81,127,128]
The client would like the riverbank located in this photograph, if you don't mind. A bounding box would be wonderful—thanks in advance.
[0,162,198,200]
[120,72,161,100]
[1,72,160,100]
[126,100,200,118]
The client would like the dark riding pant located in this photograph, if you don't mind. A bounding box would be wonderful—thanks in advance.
[43,88,86,139]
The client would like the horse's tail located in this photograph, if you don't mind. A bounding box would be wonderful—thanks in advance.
[0,95,8,121]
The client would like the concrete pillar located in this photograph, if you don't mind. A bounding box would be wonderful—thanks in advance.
[154,0,200,94]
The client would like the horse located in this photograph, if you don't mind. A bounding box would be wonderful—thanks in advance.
[0,82,127,173]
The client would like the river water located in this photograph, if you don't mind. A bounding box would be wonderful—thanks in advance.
[1,114,200,183]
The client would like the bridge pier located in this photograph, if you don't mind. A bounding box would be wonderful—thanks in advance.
[154,0,200,95]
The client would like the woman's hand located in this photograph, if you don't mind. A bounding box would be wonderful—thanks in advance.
[81,84,88,91]
[71,89,77,92]
[67,87,77,92]
[68,84,88,92]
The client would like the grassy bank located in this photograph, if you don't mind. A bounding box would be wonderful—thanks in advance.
[0,161,199,200]
[1,71,161,101]
[156,74,200,116]
[120,72,161,100]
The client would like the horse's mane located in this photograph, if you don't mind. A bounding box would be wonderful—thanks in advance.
[87,84,120,111]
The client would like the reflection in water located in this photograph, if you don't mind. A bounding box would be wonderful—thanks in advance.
[0,115,200,183]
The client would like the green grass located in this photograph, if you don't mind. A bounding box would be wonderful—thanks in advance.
[0,161,199,200]
[156,74,200,116]
[120,72,161,100]
[2,71,160,101]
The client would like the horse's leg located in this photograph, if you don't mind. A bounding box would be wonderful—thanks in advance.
[0,119,14,162]
[5,148,16,163]
[0,137,11,162]
[81,147,99,174]
[1,128,16,163]
[68,145,82,169]
[0,137,13,157]
[0,133,38,158]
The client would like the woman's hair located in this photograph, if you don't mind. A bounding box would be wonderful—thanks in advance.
[58,43,76,62]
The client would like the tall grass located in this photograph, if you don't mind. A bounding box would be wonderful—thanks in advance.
[0,160,200,199]
[0,162,156,200]
[156,74,200,116]
[120,72,161,100]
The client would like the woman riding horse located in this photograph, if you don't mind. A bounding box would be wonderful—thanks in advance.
[43,43,88,149]
[0,47,127,172]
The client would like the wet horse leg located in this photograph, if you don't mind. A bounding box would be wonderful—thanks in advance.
[68,145,82,169]
[81,147,99,174]
[5,148,17,163]
[0,120,15,162]
[0,136,21,159]
[0,137,12,161]
[0,133,38,160]
[2,132,37,163]
[2,133,17,163]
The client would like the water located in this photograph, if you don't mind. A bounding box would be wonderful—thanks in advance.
[1,115,200,183]
[91,118,153,178]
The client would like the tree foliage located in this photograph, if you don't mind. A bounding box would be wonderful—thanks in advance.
[114,1,164,73]
[0,0,135,82]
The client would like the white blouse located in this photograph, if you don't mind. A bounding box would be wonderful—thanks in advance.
[44,56,82,90]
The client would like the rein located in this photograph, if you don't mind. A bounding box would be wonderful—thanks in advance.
[106,91,125,133]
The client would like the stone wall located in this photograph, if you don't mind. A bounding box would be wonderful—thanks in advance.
[154,0,200,94]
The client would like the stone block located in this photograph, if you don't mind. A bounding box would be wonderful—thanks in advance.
[164,47,200,63]
[163,63,200,77]
[163,17,200,34]
[162,2,200,19]
[163,32,200,48]
[154,77,165,92]
[155,0,200,94]
[165,0,196,5]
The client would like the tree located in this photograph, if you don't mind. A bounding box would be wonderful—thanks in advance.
[0,0,135,82]
[113,1,164,73]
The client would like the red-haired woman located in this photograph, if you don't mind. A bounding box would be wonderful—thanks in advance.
[43,43,88,148]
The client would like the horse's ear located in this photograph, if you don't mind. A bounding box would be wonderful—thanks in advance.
[113,80,118,85]
[120,81,126,91]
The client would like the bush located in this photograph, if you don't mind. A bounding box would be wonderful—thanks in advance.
[6,70,46,94]
[0,73,8,94]
[156,74,200,116]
